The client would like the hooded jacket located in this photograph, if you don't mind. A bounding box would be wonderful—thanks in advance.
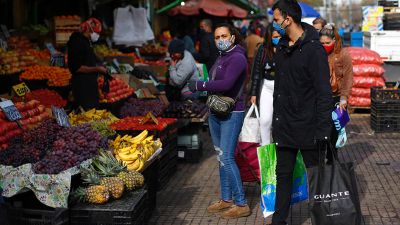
[196,45,247,111]
[169,50,200,96]
[272,23,332,149]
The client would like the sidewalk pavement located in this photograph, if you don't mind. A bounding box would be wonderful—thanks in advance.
[149,114,400,225]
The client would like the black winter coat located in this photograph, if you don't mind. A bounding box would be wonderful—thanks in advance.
[272,23,332,149]
[249,44,276,107]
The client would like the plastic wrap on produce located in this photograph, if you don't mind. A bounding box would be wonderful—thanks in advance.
[353,76,385,88]
[349,96,371,107]
[351,87,371,98]
[346,47,383,65]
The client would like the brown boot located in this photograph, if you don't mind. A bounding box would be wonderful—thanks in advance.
[221,205,251,219]
[207,200,233,213]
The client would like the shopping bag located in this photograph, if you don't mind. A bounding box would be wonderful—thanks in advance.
[239,104,261,143]
[235,142,260,182]
[308,143,362,225]
[257,144,309,218]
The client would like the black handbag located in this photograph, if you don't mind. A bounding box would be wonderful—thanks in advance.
[308,142,363,225]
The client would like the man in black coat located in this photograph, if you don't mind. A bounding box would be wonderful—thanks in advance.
[270,0,332,224]
[193,19,218,72]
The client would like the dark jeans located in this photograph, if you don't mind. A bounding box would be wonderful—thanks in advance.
[271,147,320,225]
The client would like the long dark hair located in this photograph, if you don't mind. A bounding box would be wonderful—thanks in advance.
[263,24,275,59]
[214,23,243,46]
[319,24,342,54]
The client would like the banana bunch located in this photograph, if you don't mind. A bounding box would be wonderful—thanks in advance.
[111,130,162,172]
[69,109,119,125]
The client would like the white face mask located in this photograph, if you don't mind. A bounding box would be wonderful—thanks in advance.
[90,32,100,42]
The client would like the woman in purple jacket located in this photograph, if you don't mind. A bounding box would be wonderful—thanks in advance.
[189,23,250,219]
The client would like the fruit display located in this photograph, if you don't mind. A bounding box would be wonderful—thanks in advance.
[54,15,81,45]
[27,49,51,60]
[139,43,167,56]
[164,100,208,118]
[0,50,37,75]
[110,116,176,131]
[119,98,166,118]
[98,77,135,103]
[90,120,117,138]
[111,130,162,172]
[25,89,67,108]
[74,150,145,204]
[33,123,108,174]
[20,65,72,87]
[0,119,61,166]
[0,100,50,150]
[69,109,119,126]
[94,45,142,62]
[7,36,33,50]
[22,24,50,36]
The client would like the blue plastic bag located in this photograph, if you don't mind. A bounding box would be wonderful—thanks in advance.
[257,144,309,217]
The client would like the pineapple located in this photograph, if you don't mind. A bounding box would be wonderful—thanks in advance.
[81,165,125,199]
[74,185,110,204]
[100,177,125,199]
[117,171,145,190]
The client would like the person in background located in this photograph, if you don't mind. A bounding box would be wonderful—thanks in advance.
[168,39,200,100]
[312,17,327,32]
[67,18,111,110]
[244,23,264,67]
[193,19,218,72]
[171,27,196,54]
[249,24,281,145]
[270,0,332,224]
[188,23,250,219]
[319,24,353,162]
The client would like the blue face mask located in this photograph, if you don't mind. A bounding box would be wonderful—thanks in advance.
[273,20,287,36]
[216,35,234,51]
[272,37,280,46]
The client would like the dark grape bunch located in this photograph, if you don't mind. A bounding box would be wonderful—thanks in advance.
[0,119,61,167]
[33,124,108,174]
[119,98,165,118]
[164,100,207,118]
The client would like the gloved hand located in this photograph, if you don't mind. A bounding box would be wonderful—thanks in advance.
[188,81,197,92]
[104,72,114,81]
[102,78,110,93]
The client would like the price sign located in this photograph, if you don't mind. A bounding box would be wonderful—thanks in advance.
[45,42,58,56]
[0,24,10,39]
[0,100,22,121]
[12,82,30,97]
[52,106,71,127]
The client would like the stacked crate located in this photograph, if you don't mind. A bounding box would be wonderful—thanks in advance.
[54,15,81,46]
[379,0,400,30]
[371,84,400,132]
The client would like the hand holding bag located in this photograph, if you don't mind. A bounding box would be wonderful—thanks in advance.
[239,104,261,143]
[308,142,363,225]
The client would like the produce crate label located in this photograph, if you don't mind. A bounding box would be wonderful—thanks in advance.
[52,106,71,127]
[0,38,7,50]
[12,82,31,97]
[0,100,22,121]
[178,150,185,158]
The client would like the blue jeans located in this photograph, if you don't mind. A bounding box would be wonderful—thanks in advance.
[208,112,247,205]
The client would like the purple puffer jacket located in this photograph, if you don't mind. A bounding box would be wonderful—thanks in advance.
[196,44,247,111]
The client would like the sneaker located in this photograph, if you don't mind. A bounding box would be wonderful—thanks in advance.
[207,200,233,213]
[221,205,251,219]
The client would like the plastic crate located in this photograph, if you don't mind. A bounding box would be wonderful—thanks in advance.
[5,205,68,225]
[70,189,148,225]
[371,100,400,116]
[141,158,159,212]
[177,134,203,163]
[371,114,400,132]
[350,32,363,47]
[371,86,400,102]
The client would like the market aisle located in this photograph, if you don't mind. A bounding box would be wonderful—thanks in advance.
[149,115,400,225]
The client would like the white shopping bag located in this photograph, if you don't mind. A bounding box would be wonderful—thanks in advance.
[239,104,261,143]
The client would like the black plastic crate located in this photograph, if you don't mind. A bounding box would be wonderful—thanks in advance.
[378,0,399,7]
[371,100,400,116]
[141,158,159,212]
[70,189,148,225]
[4,204,68,225]
[371,86,400,102]
[371,114,400,132]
